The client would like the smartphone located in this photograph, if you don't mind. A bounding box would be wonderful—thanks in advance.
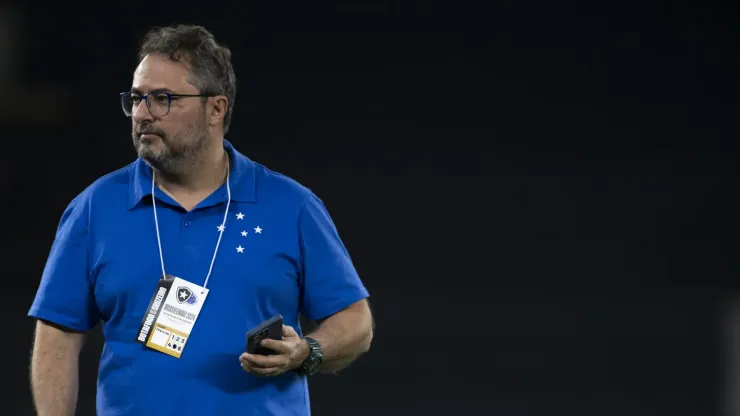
[245,314,284,355]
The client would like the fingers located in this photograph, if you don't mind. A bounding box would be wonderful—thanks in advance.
[241,352,287,368]
[283,324,298,338]
[259,338,293,354]
[240,360,282,377]
[239,325,301,377]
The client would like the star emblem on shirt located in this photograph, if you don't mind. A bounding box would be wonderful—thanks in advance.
[254,226,262,234]
[241,230,248,237]
[179,290,189,300]
[236,245,245,253]
[236,212,244,220]
[217,224,225,232]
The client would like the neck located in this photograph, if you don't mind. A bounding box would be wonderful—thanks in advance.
[155,140,228,196]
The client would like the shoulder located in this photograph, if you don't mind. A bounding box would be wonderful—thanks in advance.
[59,162,137,222]
[248,161,339,234]
[251,159,318,209]
[50,162,136,241]
[76,162,136,204]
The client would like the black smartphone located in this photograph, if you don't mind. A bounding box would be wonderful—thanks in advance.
[245,314,284,355]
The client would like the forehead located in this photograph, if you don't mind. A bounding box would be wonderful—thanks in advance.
[132,53,194,92]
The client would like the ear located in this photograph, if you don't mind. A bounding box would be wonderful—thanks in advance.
[207,95,229,128]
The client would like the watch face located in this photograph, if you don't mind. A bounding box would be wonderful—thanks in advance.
[306,340,323,374]
[301,338,323,374]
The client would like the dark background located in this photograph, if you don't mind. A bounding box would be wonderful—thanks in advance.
[2,1,738,415]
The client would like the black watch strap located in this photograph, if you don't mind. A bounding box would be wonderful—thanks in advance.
[296,336,323,376]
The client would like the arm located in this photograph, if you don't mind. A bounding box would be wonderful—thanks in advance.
[240,193,373,377]
[31,320,85,416]
[27,195,100,414]
[292,193,373,373]
[302,298,373,373]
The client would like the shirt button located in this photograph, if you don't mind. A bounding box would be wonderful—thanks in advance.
[184,221,192,227]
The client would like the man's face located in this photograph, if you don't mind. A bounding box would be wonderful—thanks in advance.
[130,53,208,173]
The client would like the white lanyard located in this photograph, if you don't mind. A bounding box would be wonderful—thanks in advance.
[151,163,232,291]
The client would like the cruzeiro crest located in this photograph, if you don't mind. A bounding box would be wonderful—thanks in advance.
[176,286,197,305]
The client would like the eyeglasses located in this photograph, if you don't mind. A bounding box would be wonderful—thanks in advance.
[120,90,213,117]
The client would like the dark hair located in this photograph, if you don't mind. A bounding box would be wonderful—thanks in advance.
[138,24,237,134]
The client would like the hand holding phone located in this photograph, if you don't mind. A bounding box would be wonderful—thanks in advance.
[245,314,284,356]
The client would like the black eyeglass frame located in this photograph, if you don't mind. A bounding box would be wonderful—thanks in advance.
[120,89,214,117]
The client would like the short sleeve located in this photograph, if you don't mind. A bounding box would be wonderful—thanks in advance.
[298,193,369,321]
[28,195,101,331]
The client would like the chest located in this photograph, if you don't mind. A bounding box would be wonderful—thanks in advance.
[90,204,301,332]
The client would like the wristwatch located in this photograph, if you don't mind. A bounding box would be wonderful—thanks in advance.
[295,336,323,376]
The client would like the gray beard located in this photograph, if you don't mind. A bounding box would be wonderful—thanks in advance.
[133,115,209,177]
[136,137,208,177]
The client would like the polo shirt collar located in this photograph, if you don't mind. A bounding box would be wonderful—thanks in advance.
[128,139,256,210]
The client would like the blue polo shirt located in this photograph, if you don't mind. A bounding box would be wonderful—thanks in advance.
[28,139,369,415]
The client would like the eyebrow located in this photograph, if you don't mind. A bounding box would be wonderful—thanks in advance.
[130,88,173,95]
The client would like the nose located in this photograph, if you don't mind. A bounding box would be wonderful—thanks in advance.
[132,99,153,123]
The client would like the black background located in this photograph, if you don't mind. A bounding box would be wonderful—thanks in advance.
[2,1,738,415]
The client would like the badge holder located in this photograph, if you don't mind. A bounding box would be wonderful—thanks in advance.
[135,274,210,358]
[135,160,230,358]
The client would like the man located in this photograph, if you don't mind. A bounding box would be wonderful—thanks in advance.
[28,24,373,416]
